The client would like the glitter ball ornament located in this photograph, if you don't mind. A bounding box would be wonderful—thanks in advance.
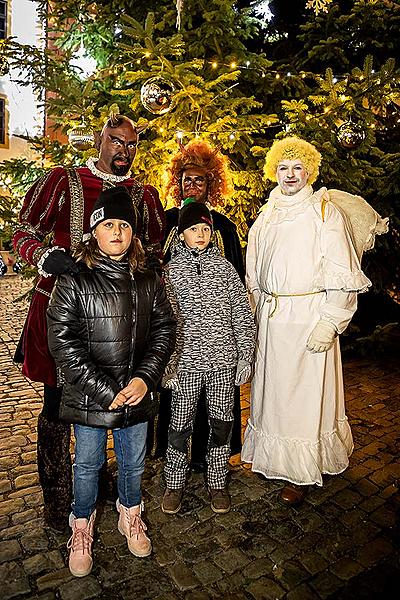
[336,121,366,150]
[68,124,95,151]
[140,77,175,115]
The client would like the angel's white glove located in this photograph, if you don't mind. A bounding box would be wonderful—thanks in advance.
[161,373,180,392]
[306,320,337,353]
[235,360,252,386]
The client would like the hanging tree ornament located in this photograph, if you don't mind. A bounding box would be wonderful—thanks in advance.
[68,122,95,151]
[336,121,366,150]
[140,77,176,115]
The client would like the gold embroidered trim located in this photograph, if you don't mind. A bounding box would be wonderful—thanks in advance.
[213,230,225,257]
[35,286,52,298]
[20,171,54,222]
[163,226,178,256]
[66,169,85,251]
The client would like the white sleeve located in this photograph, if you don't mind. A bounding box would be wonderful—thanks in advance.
[316,202,371,293]
[245,216,263,311]
[320,290,358,334]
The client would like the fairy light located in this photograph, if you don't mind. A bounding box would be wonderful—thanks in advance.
[229,132,236,140]
[144,51,151,58]
[176,130,184,139]
[275,73,280,79]
[212,61,218,69]
[230,61,237,69]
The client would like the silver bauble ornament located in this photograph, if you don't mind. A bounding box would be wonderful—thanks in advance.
[140,76,175,115]
[68,124,95,151]
[336,121,366,149]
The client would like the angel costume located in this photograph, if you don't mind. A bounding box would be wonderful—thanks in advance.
[241,184,371,486]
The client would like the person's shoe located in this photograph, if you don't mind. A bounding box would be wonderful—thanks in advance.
[67,511,95,577]
[209,488,231,514]
[280,483,308,506]
[161,488,183,514]
[116,499,152,557]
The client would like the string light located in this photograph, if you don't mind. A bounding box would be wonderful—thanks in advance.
[144,51,151,58]
[230,61,237,69]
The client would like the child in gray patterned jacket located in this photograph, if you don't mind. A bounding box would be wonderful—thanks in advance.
[161,199,255,515]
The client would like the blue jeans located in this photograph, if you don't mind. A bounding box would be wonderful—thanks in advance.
[72,422,148,518]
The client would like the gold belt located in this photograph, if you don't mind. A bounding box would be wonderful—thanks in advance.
[262,290,325,317]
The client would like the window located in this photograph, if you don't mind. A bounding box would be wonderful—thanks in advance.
[0,97,6,144]
[0,1,7,39]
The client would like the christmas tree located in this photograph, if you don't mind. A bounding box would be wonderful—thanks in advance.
[1,0,399,321]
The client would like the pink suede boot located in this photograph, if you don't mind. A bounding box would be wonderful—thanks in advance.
[67,511,96,577]
[116,499,151,557]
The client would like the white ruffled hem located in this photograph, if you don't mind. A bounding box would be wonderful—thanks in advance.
[313,263,371,293]
[241,418,354,487]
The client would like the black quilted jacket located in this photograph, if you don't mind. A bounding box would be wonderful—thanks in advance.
[47,258,176,428]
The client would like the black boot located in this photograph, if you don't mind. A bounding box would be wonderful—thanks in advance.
[37,413,72,532]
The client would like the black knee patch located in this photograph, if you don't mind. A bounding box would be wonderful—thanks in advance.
[169,426,192,453]
[209,418,233,448]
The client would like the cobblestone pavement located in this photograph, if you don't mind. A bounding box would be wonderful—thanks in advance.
[1,275,399,600]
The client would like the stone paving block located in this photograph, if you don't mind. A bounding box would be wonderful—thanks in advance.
[37,567,74,592]
[359,495,385,513]
[23,549,64,575]
[153,541,177,566]
[355,537,396,567]
[59,575,102,600]
[20,527,50,553]
[369,504,397,528]
[213,547,250,575]
[0,455,19,470]
[0,498,24,517]
[0,434,28,451]
[246,576,286,599]
[192,559,224,585]
[12,508,39,525]
[0,539,22,563]
[0,478,11,494]
[216,571,246,596]
[330,557,364,580]
[167,561,199,591]
[331,488,363,509]
[0,561,31,599]
[273,560,310,590]
[309,570,344,599]
[242,557,274,580]
[298,551,328,575]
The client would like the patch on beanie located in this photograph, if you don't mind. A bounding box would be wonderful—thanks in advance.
[90,207,104,229]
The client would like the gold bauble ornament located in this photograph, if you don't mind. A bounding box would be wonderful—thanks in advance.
[140,77,176,115]
[336,121,366,150]
[68,124,95,151]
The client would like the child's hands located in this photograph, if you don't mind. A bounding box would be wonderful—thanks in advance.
[109,378,148,410]
[235,360,252,386]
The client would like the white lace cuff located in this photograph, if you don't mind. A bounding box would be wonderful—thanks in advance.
[37,246,65,278]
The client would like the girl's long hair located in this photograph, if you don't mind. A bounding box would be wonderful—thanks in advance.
[73,234,146,273]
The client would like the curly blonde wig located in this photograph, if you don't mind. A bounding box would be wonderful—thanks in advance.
[264,137,322,185]
[164,139,232,208]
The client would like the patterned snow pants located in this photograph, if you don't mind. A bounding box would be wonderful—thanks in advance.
[164,368,235,489]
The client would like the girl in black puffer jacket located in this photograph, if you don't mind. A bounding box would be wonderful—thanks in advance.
[47,187,176,578]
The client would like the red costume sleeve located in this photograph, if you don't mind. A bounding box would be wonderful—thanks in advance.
[141,184,166,259]
[13,167,69,265]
